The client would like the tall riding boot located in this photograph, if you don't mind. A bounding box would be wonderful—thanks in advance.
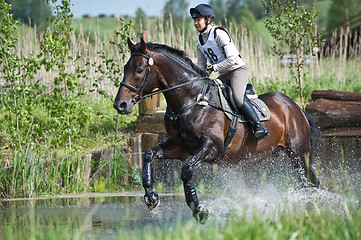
[238,98,269,140]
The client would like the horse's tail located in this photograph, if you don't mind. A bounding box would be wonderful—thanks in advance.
[304,111,321,162]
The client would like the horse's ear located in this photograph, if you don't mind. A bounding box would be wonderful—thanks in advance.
[140,37,148,55]
[127,37,135,52]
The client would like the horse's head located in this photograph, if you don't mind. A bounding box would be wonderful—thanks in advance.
[113,37,160,114]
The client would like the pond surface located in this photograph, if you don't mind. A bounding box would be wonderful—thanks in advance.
[0,193,192,239]
[1,183,359,239]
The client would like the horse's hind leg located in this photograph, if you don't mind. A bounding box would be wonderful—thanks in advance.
[181,139,220,224]
[290,152,319,187]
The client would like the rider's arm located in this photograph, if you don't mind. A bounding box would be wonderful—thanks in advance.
[212,29,241,73]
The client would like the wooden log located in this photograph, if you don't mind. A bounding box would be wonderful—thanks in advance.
[138,91,161,115]
[311,90,361,101]
[305,98,361,129]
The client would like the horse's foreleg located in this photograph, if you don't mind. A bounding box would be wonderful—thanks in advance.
[142,139,190,210]
[142,146,161,210]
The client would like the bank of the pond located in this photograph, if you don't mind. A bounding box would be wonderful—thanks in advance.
[1,191,184,202]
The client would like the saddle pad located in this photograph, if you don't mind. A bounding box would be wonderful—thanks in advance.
[216,81,270,123]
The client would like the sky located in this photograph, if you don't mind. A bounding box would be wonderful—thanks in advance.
[69,0,207,18]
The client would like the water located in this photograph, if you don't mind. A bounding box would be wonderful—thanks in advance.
[0,193,192,239]
[1,183,359,239]
[0,157,359,239]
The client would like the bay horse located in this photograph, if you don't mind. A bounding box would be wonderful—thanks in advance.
[113,38,319,223]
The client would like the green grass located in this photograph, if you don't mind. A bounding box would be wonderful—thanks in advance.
[0,144,142,198]
[0,97,138,154]
[72,17,131,41]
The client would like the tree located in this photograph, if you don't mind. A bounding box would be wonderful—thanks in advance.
[135,7,148,27]
[209,0,227,24]
[327,0,361,30]
[229,7,257,30]
[262,0,321,108]
[245,0,264,20]
[163,0,189,27]
[5,0,51,27]
[226,0,257,31]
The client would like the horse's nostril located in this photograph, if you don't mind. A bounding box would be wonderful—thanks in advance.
[119,102,127,111]
[113,101,127,112]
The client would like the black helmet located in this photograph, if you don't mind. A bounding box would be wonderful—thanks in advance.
[190,4,215,19]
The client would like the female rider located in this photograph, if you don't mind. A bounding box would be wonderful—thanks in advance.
[190,3,268,140]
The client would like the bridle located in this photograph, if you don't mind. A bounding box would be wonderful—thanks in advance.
[119,50,159,98]
[119,49,239,119]
[119,49,207,101]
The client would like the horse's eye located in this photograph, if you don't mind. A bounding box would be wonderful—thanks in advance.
[136,68,143,74]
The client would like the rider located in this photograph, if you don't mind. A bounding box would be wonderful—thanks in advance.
[190,3,269,140]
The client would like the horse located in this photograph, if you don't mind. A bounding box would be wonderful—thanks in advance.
[113,38,319,224]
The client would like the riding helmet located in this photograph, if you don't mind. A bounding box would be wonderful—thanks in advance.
[190,4,215,19]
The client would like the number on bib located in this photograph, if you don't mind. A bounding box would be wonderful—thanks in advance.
[204,48,218,64]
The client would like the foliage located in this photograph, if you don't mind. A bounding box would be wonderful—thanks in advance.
[0,0,135,151]
[135,7,148,27]
[327,0,361,30]
[162,0,192,30]
[208,0,227,24]
[5,0,52,28]
[92,18,133,98]
[229,7,257,31]
[36,0,89,150]
[0,0,43,149]
[245,0,265,20]
[262,0,321,108]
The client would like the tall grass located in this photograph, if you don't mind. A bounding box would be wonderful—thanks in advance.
[14,16,361,105]
[0,145,141,198]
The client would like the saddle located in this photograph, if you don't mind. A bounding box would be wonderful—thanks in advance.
[218,81,270,122]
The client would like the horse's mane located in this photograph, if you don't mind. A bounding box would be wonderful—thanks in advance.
[133,42,206,77]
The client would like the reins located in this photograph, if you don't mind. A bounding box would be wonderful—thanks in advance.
[121,49,240,120]
[122,47,242,160]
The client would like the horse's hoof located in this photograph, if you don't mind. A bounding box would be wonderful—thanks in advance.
[193,206,209,224]
[144,192,160,210]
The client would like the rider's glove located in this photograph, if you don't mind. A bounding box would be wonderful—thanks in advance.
[205,64,214,77]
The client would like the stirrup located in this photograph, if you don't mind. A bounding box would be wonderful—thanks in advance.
[253,124,269,140]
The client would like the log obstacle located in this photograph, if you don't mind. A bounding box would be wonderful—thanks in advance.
[305,90,361,175]
[306,90,361,136]
[122,89,361,186]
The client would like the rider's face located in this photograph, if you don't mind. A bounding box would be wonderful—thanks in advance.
[193,17,207,32]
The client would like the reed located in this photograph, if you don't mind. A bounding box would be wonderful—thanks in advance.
[13,16,360,104]
[0,144,141,198]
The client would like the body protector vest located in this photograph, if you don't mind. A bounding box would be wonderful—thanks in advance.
[196,27,226,65]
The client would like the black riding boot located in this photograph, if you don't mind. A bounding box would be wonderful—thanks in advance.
[238,98,269,140]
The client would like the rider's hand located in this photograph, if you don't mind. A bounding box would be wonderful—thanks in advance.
[205,64,214,77]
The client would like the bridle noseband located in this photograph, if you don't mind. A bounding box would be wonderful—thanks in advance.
[120,49,211,103]
[119,50,159,99]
